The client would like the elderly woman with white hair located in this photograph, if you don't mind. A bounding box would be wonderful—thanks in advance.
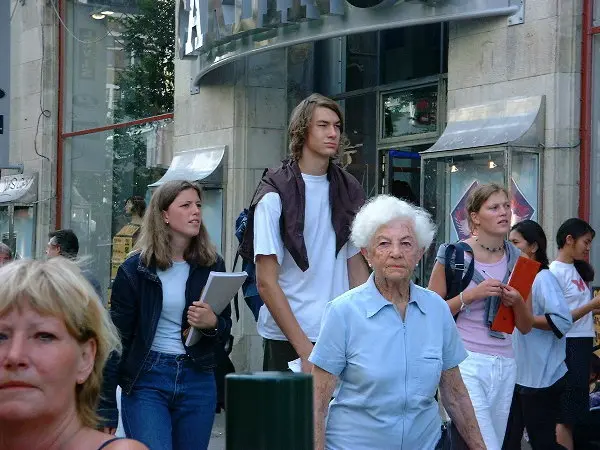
[310,195,485,450]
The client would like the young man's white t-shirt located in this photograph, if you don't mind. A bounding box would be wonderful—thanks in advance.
[253,173,360,342]
[549,260,594,338]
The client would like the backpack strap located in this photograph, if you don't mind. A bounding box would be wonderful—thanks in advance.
[444,242,475,300]
[232,249,241,321]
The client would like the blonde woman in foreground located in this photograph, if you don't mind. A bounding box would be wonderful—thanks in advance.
[0,258,146,450]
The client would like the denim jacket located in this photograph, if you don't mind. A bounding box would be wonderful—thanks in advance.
[98,252,232,427]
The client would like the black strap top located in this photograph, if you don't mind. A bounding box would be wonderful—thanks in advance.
[97,437,124,450]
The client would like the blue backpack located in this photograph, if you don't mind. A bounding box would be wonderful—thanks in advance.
[233,208,263,322]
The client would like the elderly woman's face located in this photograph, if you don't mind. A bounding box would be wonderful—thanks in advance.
[0,302,95,422]
[363,218,424,282]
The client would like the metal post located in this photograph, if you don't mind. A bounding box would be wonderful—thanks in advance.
[226,372,313,450]
[7,204,15,254]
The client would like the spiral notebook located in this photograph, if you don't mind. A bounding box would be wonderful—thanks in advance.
[184,271,247,346]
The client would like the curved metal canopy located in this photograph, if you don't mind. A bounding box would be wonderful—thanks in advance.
[149,146,226,187]
[422,96,545,155]
[0,174,38,205]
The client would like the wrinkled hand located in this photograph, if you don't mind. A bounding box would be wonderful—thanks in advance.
[469,278,503,302]
[590,295,600,310]
[187,302,218,330]
[501,285,524,308]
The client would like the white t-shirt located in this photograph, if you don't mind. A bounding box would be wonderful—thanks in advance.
[253,173,360,342]
[151,260,189,354]
[549,260,594,338]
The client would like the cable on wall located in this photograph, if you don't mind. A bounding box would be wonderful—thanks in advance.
[48,0,109,44]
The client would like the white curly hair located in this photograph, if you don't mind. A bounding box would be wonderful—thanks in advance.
[351,195,436,250]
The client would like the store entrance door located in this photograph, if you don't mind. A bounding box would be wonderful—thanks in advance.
[380,145,430,284]
[381,146,427,205]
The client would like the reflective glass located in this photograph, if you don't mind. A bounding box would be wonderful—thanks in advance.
[64,0,174,132]
[382,84,438,139]
[62,120,170,298]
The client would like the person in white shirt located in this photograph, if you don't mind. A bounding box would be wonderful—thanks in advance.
[246,94,370,373]
[550,217,597,450]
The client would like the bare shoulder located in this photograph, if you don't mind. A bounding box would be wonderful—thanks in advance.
[109,439,149,450]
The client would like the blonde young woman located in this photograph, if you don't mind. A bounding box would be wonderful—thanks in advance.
[0,258,146,450]
[428,183,533,450]
[99,180,232,450]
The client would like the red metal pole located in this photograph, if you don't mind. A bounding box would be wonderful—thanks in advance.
[580,0,593,221]
[55,0,65,229]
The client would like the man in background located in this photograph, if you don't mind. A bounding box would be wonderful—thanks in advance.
[47,229,104,305]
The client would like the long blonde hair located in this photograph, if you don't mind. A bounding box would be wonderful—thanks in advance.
[136,180,218,270]
[0,258,121,428]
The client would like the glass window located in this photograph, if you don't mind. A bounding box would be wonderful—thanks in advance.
[421,151,505,284]
[380,24,446,84]
[62,120,170,298]
[63,0,174,132]
[381,84,438,140]
[345,32,379,92]
[0,206,36,258]
[339,94,378,196]
[510,151,539,224]
[595,0,600,27]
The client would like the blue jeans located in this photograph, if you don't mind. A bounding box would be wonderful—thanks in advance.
[121,351,216,450]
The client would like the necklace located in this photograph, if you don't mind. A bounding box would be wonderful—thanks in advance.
[475,237,504,253]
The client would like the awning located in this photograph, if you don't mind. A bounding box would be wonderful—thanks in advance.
[422,96,545,155]
[149,146,226,187]
[182,0,520,84]
[0,174,38,205]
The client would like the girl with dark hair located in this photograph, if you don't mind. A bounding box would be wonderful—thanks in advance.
[550,218,599,450]
[503,220,573,449]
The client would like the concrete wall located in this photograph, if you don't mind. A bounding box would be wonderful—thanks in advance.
[9,1,58,256]
[174,48,291,371]
[447,0,581,257]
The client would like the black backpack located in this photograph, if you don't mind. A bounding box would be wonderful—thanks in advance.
[443,242,475,301]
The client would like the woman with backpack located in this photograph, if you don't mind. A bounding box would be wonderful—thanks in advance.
[428,183,533,450]
[501,220,573,449]
[550,218,598,450]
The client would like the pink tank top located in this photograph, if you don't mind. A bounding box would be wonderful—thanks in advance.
[455,254,513,358]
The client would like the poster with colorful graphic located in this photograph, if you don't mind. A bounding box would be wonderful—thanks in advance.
[450,178,535,241]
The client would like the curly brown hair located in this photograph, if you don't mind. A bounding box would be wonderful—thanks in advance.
[288,93,350,161]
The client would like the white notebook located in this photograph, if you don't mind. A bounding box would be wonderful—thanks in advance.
[185,271,248,347]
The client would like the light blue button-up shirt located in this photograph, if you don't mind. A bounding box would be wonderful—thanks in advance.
[309,274,467,450]
[513,269,573,389]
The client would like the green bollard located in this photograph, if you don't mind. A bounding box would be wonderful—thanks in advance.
[225,372,313,450]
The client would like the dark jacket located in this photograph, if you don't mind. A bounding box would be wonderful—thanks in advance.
[98,252,232,428]
[239,159,365,271]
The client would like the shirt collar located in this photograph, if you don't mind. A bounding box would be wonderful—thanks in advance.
[364,273,428,318]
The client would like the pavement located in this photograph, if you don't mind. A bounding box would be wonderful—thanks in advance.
[208,412,226,450]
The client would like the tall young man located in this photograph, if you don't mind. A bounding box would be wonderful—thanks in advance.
[240,93,370,373]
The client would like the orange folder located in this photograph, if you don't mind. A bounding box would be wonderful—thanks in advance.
[490,256,541,334]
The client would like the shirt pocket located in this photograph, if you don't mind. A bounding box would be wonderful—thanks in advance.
[412,354,442,398]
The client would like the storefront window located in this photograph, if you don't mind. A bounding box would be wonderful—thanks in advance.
[63,0,174,132]
[380,24,446,84]
[346,32,379,91]
[62,120,170,297]
[340,94,378,196]
[381,84,438,140]
[421,151,506,283]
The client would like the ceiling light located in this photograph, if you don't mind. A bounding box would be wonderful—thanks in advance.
[91,12,106,19]
[101,10,115,15]
[450,164,458,173]
[488,160,497,169]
